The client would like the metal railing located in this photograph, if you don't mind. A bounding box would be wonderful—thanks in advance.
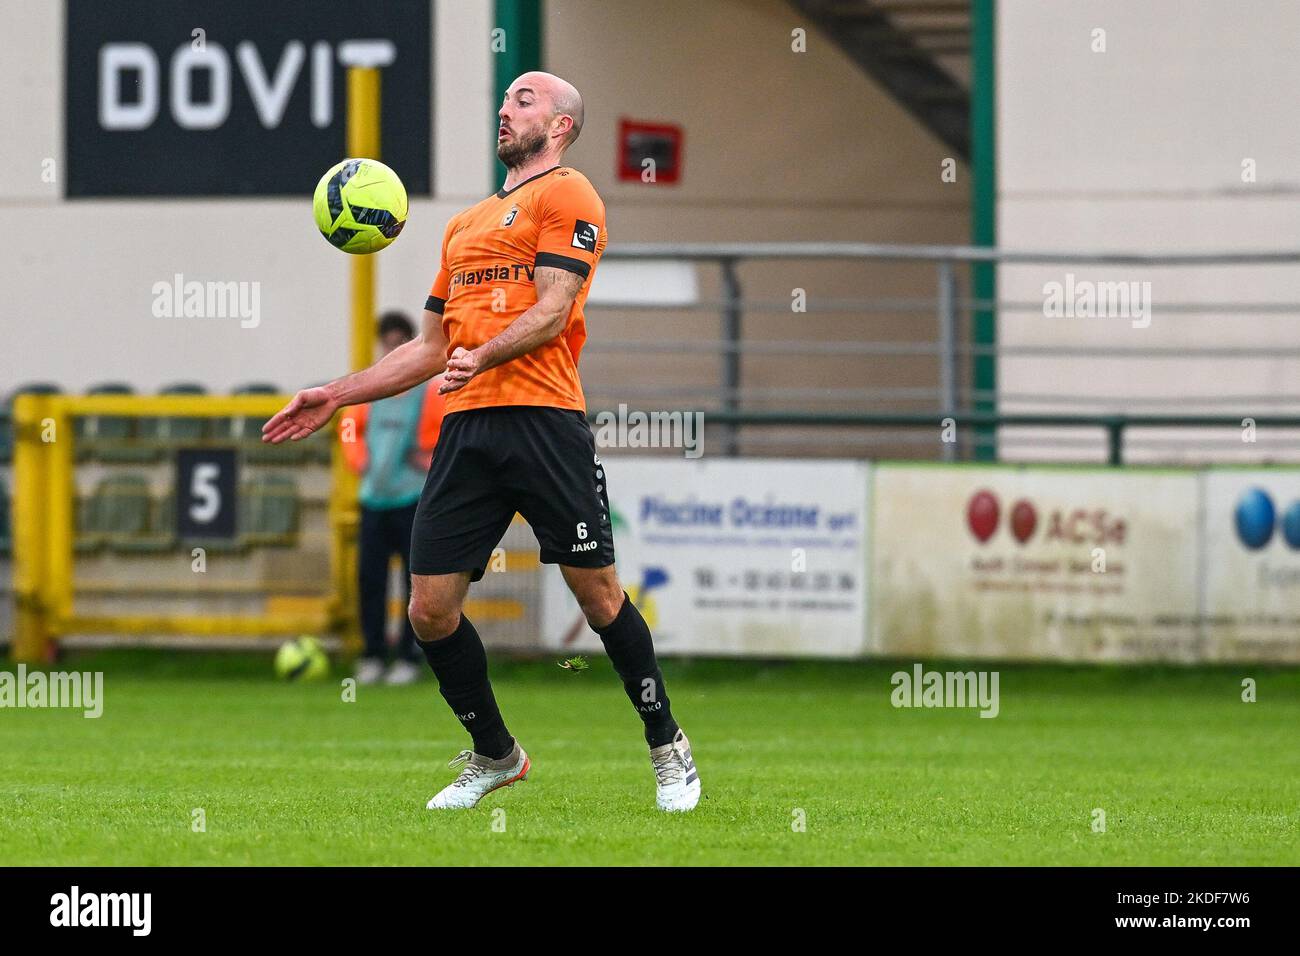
[4,244,1300,466]
[590,243,1300,462]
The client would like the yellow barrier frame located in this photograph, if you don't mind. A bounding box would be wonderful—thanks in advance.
[10,394,359,662]
[10,68,380,661]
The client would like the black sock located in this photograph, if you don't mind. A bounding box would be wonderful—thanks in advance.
[595,593,679,748]
[416,615,513,760]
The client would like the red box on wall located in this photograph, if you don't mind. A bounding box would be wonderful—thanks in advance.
[618,119,683,184]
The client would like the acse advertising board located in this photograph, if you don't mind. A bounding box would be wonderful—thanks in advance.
[871,464,1202,662]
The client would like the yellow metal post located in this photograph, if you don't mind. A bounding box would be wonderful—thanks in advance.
[347,66,381,375]
[11,394,51,662]
[335,65,382,654]
[45,397,75,630]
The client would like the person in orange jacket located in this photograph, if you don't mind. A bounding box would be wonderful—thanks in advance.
[339,312,446,685]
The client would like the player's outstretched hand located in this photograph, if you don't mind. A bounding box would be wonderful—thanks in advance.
[262,387,337,443]
[439,347,480,394]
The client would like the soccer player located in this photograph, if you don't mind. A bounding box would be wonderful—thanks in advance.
[263,72,700,812]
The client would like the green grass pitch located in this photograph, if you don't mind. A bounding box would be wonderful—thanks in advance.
[1,651,1297,866]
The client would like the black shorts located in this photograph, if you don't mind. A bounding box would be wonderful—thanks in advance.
[410,405,616,581]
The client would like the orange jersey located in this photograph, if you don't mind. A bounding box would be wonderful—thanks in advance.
[426,166,607,413]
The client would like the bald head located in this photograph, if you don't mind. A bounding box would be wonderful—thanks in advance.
[512,71,584,148]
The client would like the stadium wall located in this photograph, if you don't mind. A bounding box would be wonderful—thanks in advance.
[2,0,966,400]
[550,0,969,438]
[996,0,1300,462]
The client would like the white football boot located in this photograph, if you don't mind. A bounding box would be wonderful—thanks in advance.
[384,659,421,686]
[355,658,385,686]
[650,729,701,812]
[426,741,530,810]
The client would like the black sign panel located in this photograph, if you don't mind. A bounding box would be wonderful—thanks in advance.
[65,0,431,196]
[176,448,238,540]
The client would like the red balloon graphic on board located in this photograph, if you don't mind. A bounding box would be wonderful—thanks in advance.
[967,490,999,542]
[1010,499,1037,543]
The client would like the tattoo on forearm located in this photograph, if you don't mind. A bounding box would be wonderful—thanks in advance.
[535,267,586,302]
[478,266,585,369]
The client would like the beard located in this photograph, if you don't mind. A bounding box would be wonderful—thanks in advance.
[496,126,548,169]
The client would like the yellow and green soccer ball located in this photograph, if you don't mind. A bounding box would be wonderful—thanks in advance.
[274,636,330,682]
[313,157,408,254]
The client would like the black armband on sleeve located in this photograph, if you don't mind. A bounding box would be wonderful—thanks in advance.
[534,252,591,280]
[425,295,446,314]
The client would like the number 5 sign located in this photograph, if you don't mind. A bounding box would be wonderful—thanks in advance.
[176,449,238,539]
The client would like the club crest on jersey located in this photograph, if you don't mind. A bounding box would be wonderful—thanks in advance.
[501,204,519,227]
[572,219,599,252]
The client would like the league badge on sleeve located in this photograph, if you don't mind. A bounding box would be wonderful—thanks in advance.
[572,219,599,252]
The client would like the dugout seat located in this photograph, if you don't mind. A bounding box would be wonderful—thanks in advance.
[306,430,333,464]
[78,382,155,464]
[232,382,301,464]
[0,476,10,555]
[9,382,61,397]
[211,381,275,443]
[94,474,149,547]
[113,489,176,554]
[74,491,101,553]
[75,484,170,552]
[137,382,209,450]
[240,474,299,547]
